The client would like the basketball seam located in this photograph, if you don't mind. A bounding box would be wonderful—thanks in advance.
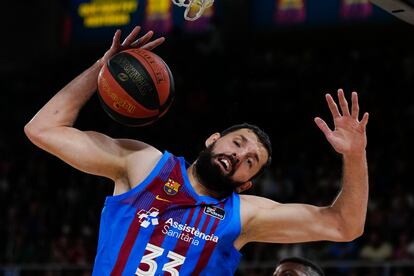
[97,92,159,127]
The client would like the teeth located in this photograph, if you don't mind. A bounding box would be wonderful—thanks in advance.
[218,157,230,171]
[222,159,229,168]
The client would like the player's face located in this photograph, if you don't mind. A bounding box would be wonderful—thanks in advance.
[273,262,309,276]
[194,129,269,197]
[210,129,269,183]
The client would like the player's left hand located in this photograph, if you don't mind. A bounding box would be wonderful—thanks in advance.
[100,26,165,66]
[314,89,369,157]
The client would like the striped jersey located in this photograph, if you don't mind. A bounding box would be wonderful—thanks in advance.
[92,151,242,275]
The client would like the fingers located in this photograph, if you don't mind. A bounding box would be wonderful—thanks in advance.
[319,91,368,138]
[351,91,359,120]
[327,89,359,119]
[114,27,164,52]
[130,31,154,48]
[102,27,163,65]
[140,37,165,51]
[337,89,350,116]
[326,93,341,119]
[111,29,122,50]
[121,26,142,47]
[314,117,332,137]
[360,112,369,129]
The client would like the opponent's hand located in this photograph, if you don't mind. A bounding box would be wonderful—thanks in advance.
[100,26,165,66]
[314,89,369,157]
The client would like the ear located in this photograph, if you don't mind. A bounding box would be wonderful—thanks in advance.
[235,181,253,193]
[205,132,221,147]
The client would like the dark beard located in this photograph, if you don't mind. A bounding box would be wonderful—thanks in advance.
[193,144,244,198]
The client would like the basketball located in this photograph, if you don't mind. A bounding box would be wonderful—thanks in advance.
[97,48,174,126]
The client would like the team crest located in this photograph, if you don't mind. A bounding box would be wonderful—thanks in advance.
[163,178,181,195]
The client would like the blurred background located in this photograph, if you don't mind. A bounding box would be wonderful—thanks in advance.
[1,0,414,275]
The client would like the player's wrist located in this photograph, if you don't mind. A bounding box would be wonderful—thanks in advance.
[342,150,367,162]
[96,58,106,68]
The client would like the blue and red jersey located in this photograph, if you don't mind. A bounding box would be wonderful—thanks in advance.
[92,151,242,275]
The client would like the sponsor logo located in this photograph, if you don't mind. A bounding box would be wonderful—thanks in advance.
[113,55,150,97]
[163,178,181,196]
[161,218,219,246]
[155,195,172,203]
[100,77,136,113]
[117,72,129,81]
[137,207,159,228]
[136,206,220,246]
[203,206,225,220]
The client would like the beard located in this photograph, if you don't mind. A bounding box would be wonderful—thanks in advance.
[193,144,244,198]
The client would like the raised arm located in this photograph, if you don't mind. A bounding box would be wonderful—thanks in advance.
[237,90,369,248]
[24,27,165,188]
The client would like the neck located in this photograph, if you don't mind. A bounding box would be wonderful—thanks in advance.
[187,164,222,199]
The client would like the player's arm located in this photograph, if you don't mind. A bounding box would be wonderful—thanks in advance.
[239,197,355,245]
[24,27,165,184]
[239,155,368,246]
[239,155,366,244]
[237,90,369,247]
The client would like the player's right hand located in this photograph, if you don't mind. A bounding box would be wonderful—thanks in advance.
[99,26,165,66]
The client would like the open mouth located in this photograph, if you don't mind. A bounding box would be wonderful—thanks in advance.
[216,156,232,173]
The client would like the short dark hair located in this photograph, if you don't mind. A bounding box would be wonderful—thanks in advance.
[278,257,324,276]
[220,123,272,181]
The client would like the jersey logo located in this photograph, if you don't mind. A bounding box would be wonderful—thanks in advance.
[156,195,172,203]
[164,178,181,196]
[137,207,159,228]
[203,206,225,220]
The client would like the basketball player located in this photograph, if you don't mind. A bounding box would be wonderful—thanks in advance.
[273,257,324,276]
[24,26,369,275]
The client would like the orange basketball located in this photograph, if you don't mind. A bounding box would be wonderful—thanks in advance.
[97,48,174,126]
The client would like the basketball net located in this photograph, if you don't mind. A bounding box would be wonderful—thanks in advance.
[172,0,214,21]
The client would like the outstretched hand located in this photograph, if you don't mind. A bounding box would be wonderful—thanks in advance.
[314,89,369,157]
[100,26,165,66]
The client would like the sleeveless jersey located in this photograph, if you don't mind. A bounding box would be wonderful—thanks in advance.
[92,151,242,276]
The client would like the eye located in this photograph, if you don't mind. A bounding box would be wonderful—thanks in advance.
[233,141,240,147]
[247,158,253,168]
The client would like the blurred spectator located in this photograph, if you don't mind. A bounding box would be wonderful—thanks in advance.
[393,232,414,260]
[359,231,393,261]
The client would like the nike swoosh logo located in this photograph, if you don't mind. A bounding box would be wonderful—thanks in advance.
[156,195,172,203]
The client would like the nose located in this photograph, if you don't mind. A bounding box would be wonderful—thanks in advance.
[231,153,240,164]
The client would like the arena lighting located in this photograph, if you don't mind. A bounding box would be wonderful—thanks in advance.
[370,0,414,25]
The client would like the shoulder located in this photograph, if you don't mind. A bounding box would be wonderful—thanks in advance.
[116,138,162,156]
[127,145,163,179]
[114,139,164,192]
[113,138,164,173]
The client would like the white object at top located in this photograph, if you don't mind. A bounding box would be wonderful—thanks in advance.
[172,0,214,21]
